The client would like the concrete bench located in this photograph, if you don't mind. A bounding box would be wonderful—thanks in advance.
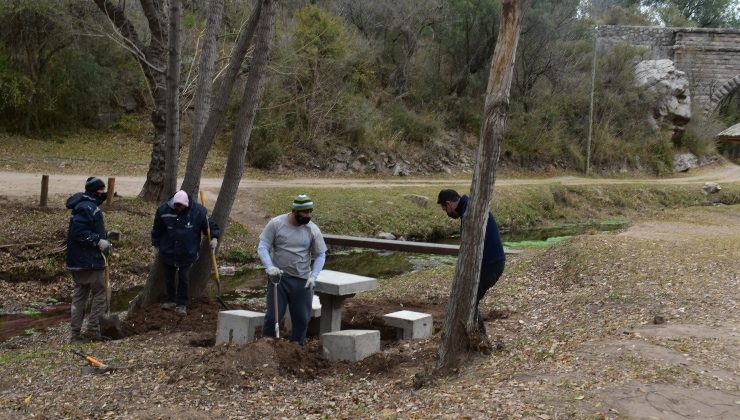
[321,330,380,362]
[216,310,264,345]
[383,310,432,340]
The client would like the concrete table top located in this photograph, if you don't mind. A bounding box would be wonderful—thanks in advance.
[314,269,378,296]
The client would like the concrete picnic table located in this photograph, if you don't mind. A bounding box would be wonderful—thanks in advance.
[313,269,378,335]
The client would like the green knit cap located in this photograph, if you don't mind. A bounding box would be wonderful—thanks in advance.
[292,194,314,211]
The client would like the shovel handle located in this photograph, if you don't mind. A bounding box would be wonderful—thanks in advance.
[199,190,222,296]
[101,252,112,306]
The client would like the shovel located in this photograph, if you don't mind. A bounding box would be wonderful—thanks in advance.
[199,190,229,310]
[268,273,281,339]
[99,252,123,339]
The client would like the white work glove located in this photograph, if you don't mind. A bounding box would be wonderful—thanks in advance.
[265,266,282,277]
[97,239,111,253]
[210,238,218,250]
[305,274,318,289]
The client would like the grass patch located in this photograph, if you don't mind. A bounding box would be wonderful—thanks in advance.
[255,183,740,240]
[504,236,571,249]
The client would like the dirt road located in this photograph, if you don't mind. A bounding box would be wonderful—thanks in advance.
[2,163,739,199]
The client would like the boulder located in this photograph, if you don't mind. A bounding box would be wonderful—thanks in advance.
[673,153,698,172]
[702,182,721,195]
[403,194,429,208]
[633,59,691,140]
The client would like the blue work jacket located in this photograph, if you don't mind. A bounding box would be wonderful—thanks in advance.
[151,192,220,267]
[66,192,107,270]
[457,194,506,266]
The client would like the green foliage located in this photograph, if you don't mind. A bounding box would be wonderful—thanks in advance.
[248,137,282,170]
[293,5,347,60]
[0,1,130,133]
[643,0,739,28]
[386,103,441,145]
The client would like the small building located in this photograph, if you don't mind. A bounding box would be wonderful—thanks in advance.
[717,123,740,161]
[718,123,740,143]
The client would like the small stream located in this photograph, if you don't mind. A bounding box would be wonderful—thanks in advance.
[0,221,627,341]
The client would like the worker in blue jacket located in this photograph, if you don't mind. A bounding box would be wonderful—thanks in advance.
[151,190,220,315]
[437,189,506,339]
[66,177,110,342]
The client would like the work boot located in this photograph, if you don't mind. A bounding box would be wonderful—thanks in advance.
[161,302,176,310]
[175,305,187,316]
[70,333,83,343]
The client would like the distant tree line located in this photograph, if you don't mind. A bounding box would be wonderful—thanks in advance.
[0,0,737,172]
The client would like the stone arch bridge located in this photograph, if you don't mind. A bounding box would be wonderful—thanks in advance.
[596,25,740,117]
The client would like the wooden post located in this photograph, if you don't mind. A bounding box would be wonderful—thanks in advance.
[107,177,116,206]
[40,175,49,208]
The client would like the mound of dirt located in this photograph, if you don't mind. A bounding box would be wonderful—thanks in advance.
[122,298,226,336]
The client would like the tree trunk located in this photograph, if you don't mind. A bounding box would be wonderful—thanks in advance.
[164,0,182,198]
[92,0,168,202]
[180,2,263,194]
[185,0,225,177]
[189,0,276,300]
[130,0,275,312]
[436,0,525,373]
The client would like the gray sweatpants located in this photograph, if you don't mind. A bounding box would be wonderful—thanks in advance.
[70,269,106,335]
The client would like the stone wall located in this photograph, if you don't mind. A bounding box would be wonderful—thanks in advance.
[596,25,740,115]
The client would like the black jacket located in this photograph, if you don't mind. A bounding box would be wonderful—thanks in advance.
[457,195,506,266]
[66,192,107,270]
[151,192,220,267]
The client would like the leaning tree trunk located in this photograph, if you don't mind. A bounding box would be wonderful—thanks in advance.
[129,0,275,312]
[185,0,225,177]
[188,0,277,300]
[180,1,263,194]
[92,0,169,202]
[437,0,525,373]
[163,0,182,198]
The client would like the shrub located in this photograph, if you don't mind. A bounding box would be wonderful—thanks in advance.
[385,102,441,145]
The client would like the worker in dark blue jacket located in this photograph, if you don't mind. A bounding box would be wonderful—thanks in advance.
[151,190,220,315]
[66,177,110,342]
[437,189,506,339]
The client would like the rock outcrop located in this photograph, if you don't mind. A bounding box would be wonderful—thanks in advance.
[633,59,691,141]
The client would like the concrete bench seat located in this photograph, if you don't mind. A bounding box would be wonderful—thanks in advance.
[321,330,380,362]
[216,310,264,345]
[383,310,432,340]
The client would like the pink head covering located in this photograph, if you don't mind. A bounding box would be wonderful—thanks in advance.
[173,190,189,207]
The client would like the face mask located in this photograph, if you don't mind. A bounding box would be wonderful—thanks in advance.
[95,192,108,204]
[446,210,460,219]
[295,215,311,225]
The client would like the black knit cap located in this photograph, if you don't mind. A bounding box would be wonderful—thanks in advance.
[437,189,460,204]
[85,177,105,194]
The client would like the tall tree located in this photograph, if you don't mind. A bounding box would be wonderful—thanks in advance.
[189,0,277,300]
[186,0,224,157]
[437,0,526,372]
[444,0,501,96]
[335,0,444,96]
[643,0,739,27]
[180,1,263,194]
[0,1,74,133]
[130,0,276,311]
[164,0,182,198]
[91,0,168,201]
[514,0,580,112]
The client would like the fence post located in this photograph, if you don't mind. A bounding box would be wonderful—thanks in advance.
[40,175,49,208]
[107,177,116,206]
